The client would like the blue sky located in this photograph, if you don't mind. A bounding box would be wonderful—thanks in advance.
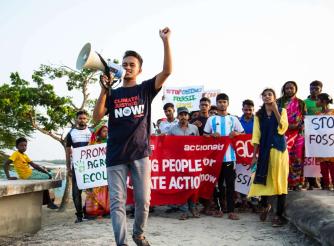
[1,0,333,159]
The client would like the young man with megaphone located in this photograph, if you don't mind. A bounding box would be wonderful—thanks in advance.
[93,27,172,246]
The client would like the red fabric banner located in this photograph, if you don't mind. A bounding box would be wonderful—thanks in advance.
[127,134,253,205]
[231,134,254,165]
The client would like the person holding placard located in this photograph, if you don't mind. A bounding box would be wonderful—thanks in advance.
[65,110,92,223]
[304,80,323,190]
[204,93,245,220]
[316,93,334,190]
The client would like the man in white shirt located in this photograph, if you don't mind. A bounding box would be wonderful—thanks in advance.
[204,93,244,220]
[159,103,178,134]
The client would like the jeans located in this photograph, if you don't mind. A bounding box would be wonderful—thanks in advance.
[179,199,195,213]
[107,157,151,246]
[72,168,83,219]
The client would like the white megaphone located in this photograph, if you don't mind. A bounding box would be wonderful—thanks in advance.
[76,43,125,89]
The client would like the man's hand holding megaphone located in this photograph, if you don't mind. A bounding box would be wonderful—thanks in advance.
[99,73,115,92]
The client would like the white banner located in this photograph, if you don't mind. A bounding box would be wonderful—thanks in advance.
[163,86,204,111]
[202,89,221,106]
[235,163,252,195]
[304,157,322,178]
[72,143,108,190]
[305,115,334,157]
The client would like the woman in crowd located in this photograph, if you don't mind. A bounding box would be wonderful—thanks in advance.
[277,81,306,191]
[84,123,110,218]
[316,93,334,190]
[248,88,289,227]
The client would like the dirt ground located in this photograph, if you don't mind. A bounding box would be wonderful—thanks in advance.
[0,204,319,246]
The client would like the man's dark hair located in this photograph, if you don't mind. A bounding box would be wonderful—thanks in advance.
[310,80,323,88]
[190,110,199,118]
[123,50,143,68]
[76,110,89,118]
[242,99,254,107]
[216,93,229,102]
[16,137,27,147]
[163,103,174,111]
[209,105,218,111]
[200,97,211,104]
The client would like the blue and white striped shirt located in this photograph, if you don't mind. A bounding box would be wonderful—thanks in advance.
[204,115,244,162]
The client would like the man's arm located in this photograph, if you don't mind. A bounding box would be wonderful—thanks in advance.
[93,82,109,124]
[4,159,17,180]
[65,146,72,177]
[229,117,245,138]
[155,27,172,91]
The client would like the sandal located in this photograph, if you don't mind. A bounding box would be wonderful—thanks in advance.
[179,213,189,220]
[212,210,224,218]
[228,212,240,220]
[201,208,216,216]
[190,208,200,218]
[260,204,271,222]
[272,216,284,227]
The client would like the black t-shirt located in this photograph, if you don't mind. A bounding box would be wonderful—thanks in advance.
[190,115,209,136]
[105,77,160,166]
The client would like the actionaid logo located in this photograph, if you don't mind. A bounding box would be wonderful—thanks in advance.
[115,105,145,118]
[184,144,225,151]
[235,139,253,158]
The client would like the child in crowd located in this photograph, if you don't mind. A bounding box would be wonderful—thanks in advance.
[316,93,334,190]
[4,137,58,209]
[209,105,218,116]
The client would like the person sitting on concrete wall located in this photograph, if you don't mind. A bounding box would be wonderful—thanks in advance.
[3,137,58,209]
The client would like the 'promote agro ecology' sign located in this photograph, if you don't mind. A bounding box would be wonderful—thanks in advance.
[163,86,204,111]
[304,115,334,157]
[72,144,108,189]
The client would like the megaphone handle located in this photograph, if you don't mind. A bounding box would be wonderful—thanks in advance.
[97,52,115,90]
[96,52,110,76]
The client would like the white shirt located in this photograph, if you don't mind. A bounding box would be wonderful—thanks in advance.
[204,114,244,162]
[159,118,179,134]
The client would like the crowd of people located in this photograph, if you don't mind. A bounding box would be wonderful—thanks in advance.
[4,25,333,246]
[150,80,333,227]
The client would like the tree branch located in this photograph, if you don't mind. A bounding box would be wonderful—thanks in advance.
[29,113,63,143]
[59,65,79,74]
[70,101,79,111]
[80,79,89,110]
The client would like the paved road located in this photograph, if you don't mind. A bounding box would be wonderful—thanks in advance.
[0,206,319,246]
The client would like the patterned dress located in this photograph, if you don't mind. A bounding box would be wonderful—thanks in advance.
[85,125,110,216]
[277,97,306,188]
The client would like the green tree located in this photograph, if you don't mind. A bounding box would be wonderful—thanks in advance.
[0,65,99,209]
[0,83,34,150]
